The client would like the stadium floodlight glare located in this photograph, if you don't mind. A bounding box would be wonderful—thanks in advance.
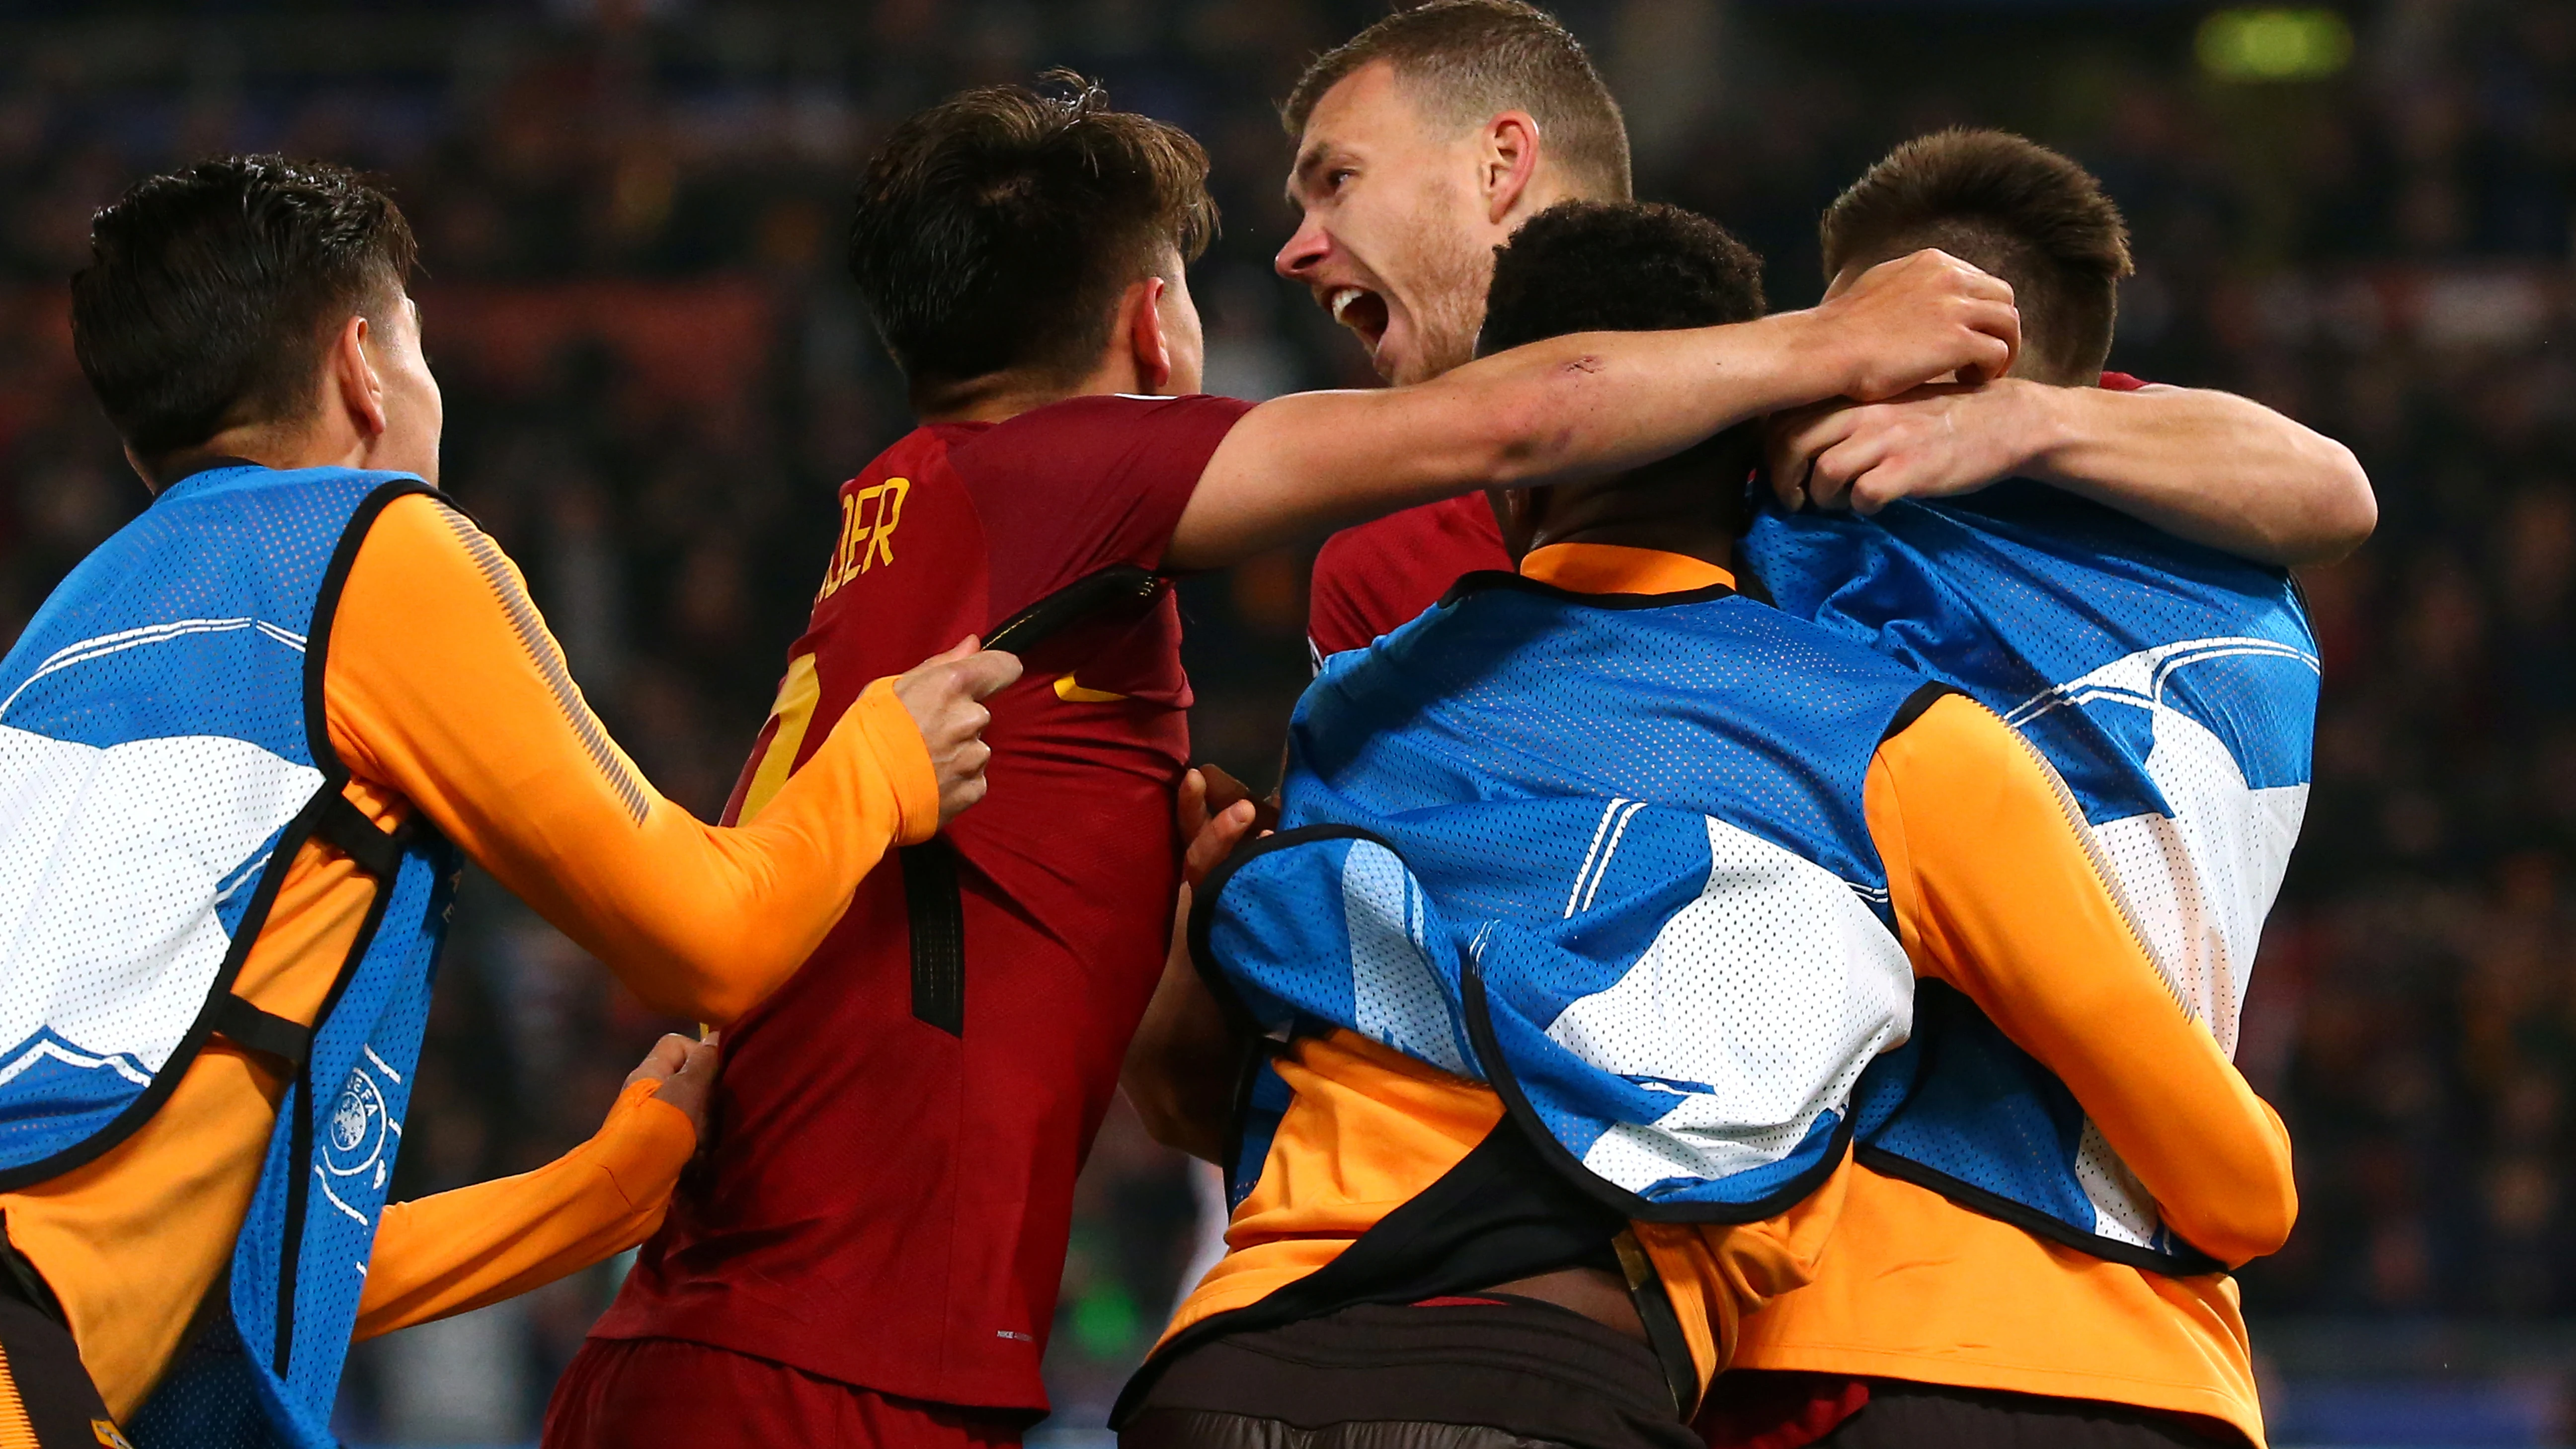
[2196,7,2356,81]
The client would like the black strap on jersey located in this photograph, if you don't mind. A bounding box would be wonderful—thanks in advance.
[902,838,966,1036]
[983,564,1168,674]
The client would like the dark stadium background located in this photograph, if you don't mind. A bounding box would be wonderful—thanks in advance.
[0,0,2567,1443]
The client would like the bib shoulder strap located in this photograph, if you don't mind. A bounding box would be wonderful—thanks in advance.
[312,793,408,881]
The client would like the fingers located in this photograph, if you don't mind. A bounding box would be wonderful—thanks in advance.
[1768,404,1859,509]
[1183,799,1259,887]
[1917,248,2015,305]
[1955,299,2020,385]
[676,1037,721,1080]
[1177,767,1210,839]
[923,635,981,667]
[1199,763,1255,817]
[956,649,1023,701]
[624,1031,695,1088]
[1807,430,1897,512]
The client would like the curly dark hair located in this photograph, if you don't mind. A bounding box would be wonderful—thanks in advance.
[849,72,1217,398]
[1479,200,1768,532]
[1480,199,1765,353]
[73,154,417,467]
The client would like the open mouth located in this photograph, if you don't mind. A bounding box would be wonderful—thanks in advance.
[1325,285,1390,351]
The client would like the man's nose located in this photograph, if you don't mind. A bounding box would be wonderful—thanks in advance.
[1275,214,1330,281]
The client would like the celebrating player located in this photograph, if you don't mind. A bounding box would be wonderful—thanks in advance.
[0,155,1010,1446]
[1113,202,2292,1449]
[547,76,2019,1447]
[1704,129,2332,1449]
[1264,4,2360,1441]
[1287,0,2372,663]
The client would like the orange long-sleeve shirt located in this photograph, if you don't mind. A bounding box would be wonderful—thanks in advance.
[0,489,939,1416]
[1159,545,2292,1429]
[353,1075,695,1342]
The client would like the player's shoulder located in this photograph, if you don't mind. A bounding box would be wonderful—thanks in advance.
[1311,496,1511,650]
[1320,493,1499,568]
[977,390,1256,444]
[356,488,491,575]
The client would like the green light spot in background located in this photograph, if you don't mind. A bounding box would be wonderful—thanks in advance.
[1072,1283,1140,1358]
[2198,8,2355,81]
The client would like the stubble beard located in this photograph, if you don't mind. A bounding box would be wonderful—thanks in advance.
[1379,184,1498,387]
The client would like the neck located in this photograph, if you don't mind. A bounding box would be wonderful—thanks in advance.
[913,355,1156,427]
[140,421,361,495]
[1530,494,1736,575]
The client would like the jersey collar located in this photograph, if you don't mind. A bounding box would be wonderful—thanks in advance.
[1519,542,1737,597]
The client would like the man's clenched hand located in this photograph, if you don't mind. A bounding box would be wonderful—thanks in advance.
[891,637,1023,824]
[1770,379,2053,515]
[1807,248,2020,402]
[625,1031,720,1141]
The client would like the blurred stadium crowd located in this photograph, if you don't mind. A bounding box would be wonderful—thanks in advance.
[0,0,2570,1440]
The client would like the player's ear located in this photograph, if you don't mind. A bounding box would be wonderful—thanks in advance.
[329,314,389,442]
[1126,275,1174,394]
[1480,110,1542,226]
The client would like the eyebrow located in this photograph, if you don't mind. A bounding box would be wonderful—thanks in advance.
[1286,142,1343,206]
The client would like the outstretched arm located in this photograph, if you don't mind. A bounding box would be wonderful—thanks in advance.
[354,1034,715,1341]
[1164,248,2021,569]
[1771,378,2375,566]
[1867,694,2297,1267]
[329,494,1020,1026]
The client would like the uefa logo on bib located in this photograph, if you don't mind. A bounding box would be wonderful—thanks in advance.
[325,1064,392,1191]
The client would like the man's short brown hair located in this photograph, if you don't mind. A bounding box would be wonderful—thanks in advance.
[1821,128,2133,385]
[74,155,416,466]
[1284,1,1631,203]
[848,74,1216,395]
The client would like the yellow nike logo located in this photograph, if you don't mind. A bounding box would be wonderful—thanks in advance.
[1053,673,1127,703]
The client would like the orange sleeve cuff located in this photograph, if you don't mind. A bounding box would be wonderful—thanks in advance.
[353,1077,694,1343]
[1864,694,2296,1267]
[584,1078,700,1211]
[842,676,941,847]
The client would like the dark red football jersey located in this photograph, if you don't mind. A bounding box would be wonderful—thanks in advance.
[1305,493,1510,659]
[591,392,1252,1413]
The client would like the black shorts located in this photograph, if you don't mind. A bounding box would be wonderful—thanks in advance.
[1120,1296,1701,1449]
[0,1290,125,1447]
[1812,1379,2243,1448]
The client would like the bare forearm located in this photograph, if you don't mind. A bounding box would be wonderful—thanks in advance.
[2030,384,2374,566]
[1123,907,1249,1163]
[1172,247,2019,568]
[1171,314,1849,569]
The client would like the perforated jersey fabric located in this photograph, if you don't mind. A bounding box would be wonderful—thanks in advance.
[1744,480,2317,1268]
[1198,575,1929,1218]
[0,464,460,1447]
